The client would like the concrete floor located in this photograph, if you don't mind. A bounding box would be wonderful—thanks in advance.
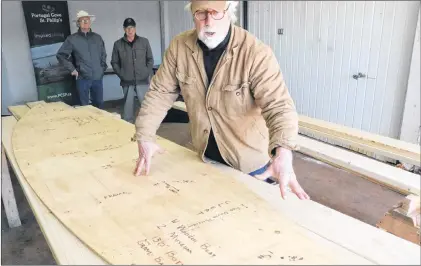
[1,106,406,264]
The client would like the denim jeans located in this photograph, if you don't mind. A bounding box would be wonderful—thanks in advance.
[121,84,149,123]
[248,162,276,184]
[76,79,104,109]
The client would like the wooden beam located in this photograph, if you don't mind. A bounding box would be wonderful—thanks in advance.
[172,101,420,195]
[298,115,420,166]
[298,136,420,196]
[1,145,21,228]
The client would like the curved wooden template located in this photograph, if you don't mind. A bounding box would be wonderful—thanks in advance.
[12,105,369,265]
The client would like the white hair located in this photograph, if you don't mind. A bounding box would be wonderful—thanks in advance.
[184,1,239,24]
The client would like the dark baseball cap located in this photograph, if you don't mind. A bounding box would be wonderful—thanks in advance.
[123,18,136,28]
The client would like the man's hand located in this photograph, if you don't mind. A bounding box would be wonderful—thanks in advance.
[71,69,79,79]
[255,147,310,200]
[134,140,164,176]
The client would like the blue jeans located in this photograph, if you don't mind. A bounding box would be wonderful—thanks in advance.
[76,79,104,109]
[249,162,276,184]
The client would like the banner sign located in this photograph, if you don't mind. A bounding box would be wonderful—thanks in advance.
[22,1,78,105]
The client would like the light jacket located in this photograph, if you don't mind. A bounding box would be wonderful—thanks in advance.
[111,34,154,86]
[135,24,299,174]
[57,28,107,80]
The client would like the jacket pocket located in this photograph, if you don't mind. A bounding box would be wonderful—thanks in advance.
[221,81,252,116]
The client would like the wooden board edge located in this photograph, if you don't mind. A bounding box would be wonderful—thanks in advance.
[298,115,420,157]
[297,136,420,196]
[7,105,30,121]
[26,100,46,108]
[299,126,420,167]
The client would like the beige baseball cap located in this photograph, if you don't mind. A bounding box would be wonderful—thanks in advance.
[190,0,227,13]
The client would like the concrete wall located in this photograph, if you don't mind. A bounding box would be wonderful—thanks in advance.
[400,8,421,144]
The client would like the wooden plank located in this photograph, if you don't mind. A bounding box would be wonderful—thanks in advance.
[2,114,420,264]
[2,116,106,265]
[26,100,46,108]
[11,105,375,265]
[172,101,420,196]
[1,145,21,228]
[8,105,30,120]
[298,115,420,166]
[298,136,420,196]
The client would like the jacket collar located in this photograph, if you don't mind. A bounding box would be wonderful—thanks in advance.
[185,24,239,58]
[123,34,139,43]
[78,28,92,36]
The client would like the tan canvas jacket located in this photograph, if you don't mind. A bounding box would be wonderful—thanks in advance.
[135,24,299,174]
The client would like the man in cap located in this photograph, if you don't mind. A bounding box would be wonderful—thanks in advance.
[133,1,310,200]
[111,18,154,123]
[57,10,107,108]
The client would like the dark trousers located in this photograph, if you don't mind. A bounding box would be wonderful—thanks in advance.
[76,79,104,109]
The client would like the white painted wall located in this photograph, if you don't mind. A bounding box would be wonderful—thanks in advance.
[1,1,38,115]
[400,8,421,145]
[67,1,162,67]
[248,1,420,139]
[1,1,162,114]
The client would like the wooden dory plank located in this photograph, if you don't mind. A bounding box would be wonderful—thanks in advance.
[172,101,420,196]
[8,105,30,120]
[3,117,420,265]
[11,105,373,265]
[2,116,107,265]
[5,107,420,264]
[298,115,420,166]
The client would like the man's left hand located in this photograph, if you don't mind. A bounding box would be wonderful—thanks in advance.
[254,147,310,200]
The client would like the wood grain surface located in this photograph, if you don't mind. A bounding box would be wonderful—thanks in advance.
[10,104,373,265]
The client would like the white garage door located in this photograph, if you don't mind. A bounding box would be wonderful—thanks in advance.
[248,1,420,139]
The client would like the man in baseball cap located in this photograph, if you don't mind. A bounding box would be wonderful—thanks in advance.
[111,17,154,123]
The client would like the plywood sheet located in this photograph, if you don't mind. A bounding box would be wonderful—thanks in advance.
[11,105,370,265]
[8,105,30,120]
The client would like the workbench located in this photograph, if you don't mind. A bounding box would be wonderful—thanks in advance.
[1,105,420,265]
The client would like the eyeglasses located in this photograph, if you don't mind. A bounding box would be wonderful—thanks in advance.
[194,8,228,21]
[79,19,90,24]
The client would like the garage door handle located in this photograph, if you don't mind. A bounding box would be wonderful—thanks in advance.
[353,73,366,80]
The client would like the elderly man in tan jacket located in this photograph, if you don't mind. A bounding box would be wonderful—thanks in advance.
[133,0,309,200]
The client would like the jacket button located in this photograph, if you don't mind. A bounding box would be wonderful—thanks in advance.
[236,92,240,96]
[208,107,212,111]
[204,129,209,134]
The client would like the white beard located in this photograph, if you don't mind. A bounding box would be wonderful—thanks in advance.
[198,27,227,50]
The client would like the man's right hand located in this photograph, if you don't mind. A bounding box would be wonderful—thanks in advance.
[71,69,78,79]
[134,140,164,176]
